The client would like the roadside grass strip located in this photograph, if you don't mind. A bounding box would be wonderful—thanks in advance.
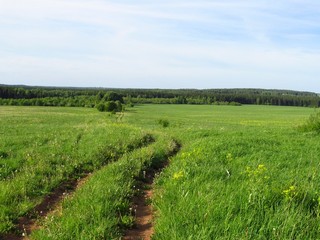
[31,136,178,239]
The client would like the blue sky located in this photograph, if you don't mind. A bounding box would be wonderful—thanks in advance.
[1,0,320,92]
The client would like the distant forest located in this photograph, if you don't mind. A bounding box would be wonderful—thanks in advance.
[0,84,319,108]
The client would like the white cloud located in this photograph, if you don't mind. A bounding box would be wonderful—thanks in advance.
[0,0,320,91]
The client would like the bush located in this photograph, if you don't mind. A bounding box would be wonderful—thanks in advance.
[300,111,320,133]
[96,103,105,112]
[115,100,123,112]
[229,101,242,106]
[103,91,124,103]
[96,101,123,113]
[105,101,118,112]
[158,119,169,128]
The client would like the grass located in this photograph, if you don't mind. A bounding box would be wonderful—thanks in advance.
[299,110,320,133]
[0,106,151,234]
[1,104,320,239]
[129,105,319,239]
[153,133,320,239]
[31,136,177,239]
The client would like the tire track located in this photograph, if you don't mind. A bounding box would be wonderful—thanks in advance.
[122,140,181,240]
[1,134,155,240]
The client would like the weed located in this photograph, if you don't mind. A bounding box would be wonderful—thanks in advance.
[299,110,320,133]
[158,119,169,128]
[120,215,135,228]
[0,151,8,158]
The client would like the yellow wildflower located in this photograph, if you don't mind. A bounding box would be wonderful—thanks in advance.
[173,171,184,180]
[283,185,298,200]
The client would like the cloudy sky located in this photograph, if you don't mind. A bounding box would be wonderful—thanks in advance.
[1,1,320,92]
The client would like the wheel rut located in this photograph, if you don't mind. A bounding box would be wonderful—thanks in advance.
[122,140,181,240]
[2,174,91,240]
[122,171,155,240]
[2,137,180,240]
[2,134,156,240]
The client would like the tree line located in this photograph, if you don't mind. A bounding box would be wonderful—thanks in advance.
[0,85,319,109]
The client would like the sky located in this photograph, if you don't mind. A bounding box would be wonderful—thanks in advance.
[0,1,320,92]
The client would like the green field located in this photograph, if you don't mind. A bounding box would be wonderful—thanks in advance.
[1,104,320,239]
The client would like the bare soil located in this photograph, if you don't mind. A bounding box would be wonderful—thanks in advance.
[2,173,91,240]
[3,141,181,240]
[122,172,155,240]
[122,181,154,240]
[123,141,181,240]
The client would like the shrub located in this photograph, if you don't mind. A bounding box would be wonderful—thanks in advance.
[115,100,123,112]
[96,103,105,112]
[300,111,320,133]
[96,101,123,113]
[229,101,242,106]
[105,101,118,112]
[158,119,169,128]
[103,91,124,103]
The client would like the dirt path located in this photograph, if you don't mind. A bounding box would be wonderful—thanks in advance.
[122,174,154,240]
[2,174,91,240]
[3,140,181,240]
[123,141,181,240]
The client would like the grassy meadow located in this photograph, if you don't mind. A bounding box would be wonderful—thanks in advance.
[1,104,320,239]
[0,106,157,235]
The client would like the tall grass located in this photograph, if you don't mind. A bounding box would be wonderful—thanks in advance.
[0,107,150,234]
[299,110,320,133]
[153,132,320,238]
[32,136,176,239]
[2,104,319,239]
[148,106,320,239]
